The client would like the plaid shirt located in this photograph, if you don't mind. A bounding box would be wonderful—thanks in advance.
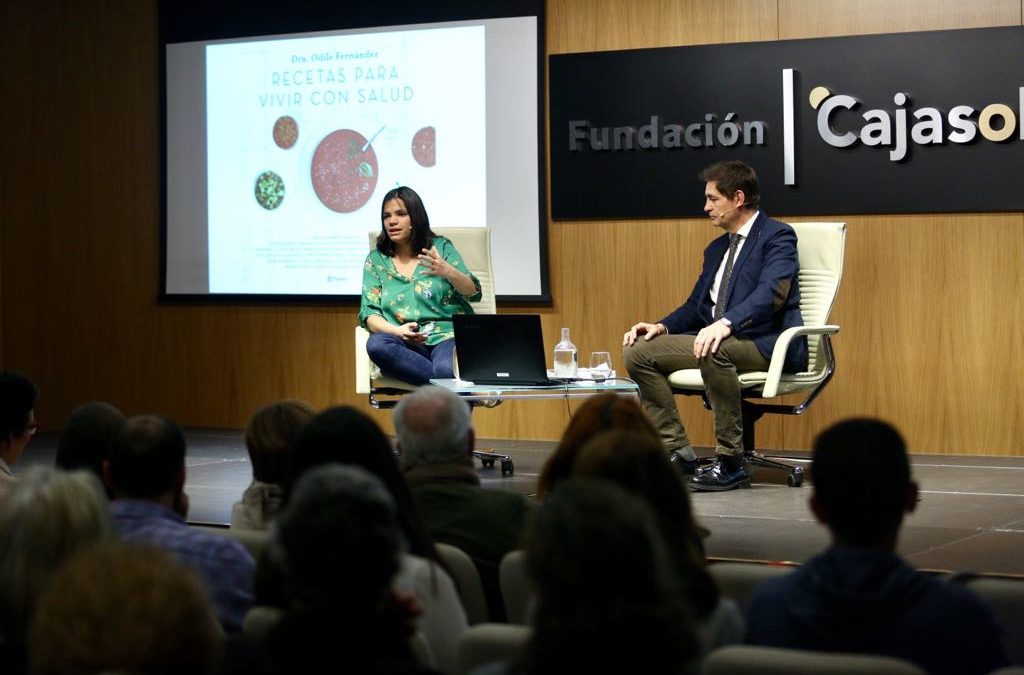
[111,499,255,633]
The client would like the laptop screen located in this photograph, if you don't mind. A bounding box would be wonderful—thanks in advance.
[452,314,553,385]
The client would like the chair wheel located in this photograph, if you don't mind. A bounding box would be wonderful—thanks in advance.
[787,470,804,488]
[501,459,514,477]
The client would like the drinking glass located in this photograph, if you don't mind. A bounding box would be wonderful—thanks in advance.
[590,351,612,381]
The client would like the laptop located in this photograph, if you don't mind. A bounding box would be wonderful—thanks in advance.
[452,314,569,386]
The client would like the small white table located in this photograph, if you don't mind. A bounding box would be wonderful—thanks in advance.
[428,375,640,476]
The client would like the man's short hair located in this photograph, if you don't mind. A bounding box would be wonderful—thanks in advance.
[394,386,472,469]
[811,418,912,545]
[699,160,760,208]
[55,401,127,481]
[0,371,39,438]
[107,415,186,499]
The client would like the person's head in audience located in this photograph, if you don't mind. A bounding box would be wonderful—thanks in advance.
[0,467,113,659]
[105,415,188,514]
[273,463,403,609]
[572,430,721,619]
[811,418,918,550]
[29,542,222,675]
[537,393,659,496]
[394,386,473,471]
[288,405,440,563]
[0,371,40,472]
[246,400,315,486]
[235,400,316,529]
[520,478,698,673]
[54,401,126,495]
[262,463,421,671]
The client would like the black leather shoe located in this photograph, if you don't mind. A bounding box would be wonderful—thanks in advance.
[669,451,700,476]
[689,460,751,491]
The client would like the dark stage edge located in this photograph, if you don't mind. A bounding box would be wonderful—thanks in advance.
[20,430,1024,577]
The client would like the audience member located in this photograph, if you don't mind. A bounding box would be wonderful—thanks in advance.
[0,467,113,675]
[30,542,222,675]
[232,400,315,530]
[54,400,126,496]
[266,405,466,674]
[259,464,438,674]
[0,372,39,499]
[746,418,1010,675]
[105,414,255,634]
[511,479,699,675]
[572,430,743,655]
[536,392,659,497]
[395,386,533,621]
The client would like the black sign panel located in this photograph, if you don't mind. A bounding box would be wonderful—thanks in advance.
[550,27,1023,218]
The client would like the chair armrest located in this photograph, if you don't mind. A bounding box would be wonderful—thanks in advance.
[355,326,372,394]
[760,324,839,398]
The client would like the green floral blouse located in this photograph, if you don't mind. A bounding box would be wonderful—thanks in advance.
[358,235,482,346]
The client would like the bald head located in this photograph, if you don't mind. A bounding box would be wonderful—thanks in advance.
[393,387,473,469]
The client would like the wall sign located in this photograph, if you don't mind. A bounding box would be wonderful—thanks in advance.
[549,26,1023,218]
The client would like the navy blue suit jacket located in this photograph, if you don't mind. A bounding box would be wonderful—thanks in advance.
[658,212,808,373]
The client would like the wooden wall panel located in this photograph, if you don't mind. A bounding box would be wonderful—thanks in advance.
[1,0,1022,456]
[779,0,1020,38]
[547,0,778,52]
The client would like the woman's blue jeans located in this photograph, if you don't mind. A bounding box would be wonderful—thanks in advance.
[366,333,456,385]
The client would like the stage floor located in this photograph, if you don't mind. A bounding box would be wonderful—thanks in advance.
[22,430,1024,577]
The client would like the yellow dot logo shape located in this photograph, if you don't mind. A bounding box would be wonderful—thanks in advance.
[809,86,831,109]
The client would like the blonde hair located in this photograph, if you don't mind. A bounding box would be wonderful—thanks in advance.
[0,467,113,645]
[30,543,221,675]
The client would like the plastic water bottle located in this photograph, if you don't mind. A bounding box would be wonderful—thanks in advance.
[553,327,578,378]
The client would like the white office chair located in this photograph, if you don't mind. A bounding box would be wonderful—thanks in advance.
[499,549,533,626]
[436,542,491,626]
[355,226,496,407]
[456,623,531,675]
[354,227,511,474]
[707,560,798,616]
[669,222,846,487]
[702,645,926,675]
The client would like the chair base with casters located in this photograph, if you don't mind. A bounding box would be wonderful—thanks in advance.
[667,222,846,489]
[672,326,839,488]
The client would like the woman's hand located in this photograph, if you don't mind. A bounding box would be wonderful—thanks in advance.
[417,246,451,277]
[395,322,427,344]
[419,245,478,296]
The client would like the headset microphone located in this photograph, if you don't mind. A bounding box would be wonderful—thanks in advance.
[715,198,759,219]
[716,203,743,218]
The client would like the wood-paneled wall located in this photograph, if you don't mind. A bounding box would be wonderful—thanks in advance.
[1,0,1022,456]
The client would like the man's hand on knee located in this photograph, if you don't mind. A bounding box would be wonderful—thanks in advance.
[623,322,666,347]
[693,320,732,358]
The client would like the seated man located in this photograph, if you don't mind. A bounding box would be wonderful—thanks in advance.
[623,160,807,491]
[746,418,1010,675]
[394,386,533,621]
[105,414,255,633]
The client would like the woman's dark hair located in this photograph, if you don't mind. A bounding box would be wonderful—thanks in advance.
[286,405,441,565]
[375,186,436,256]
[572,430,720,619]
[0,371,39,439]
[538,393,659,497]
[517,479,698,674]
[245,400,315,484]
